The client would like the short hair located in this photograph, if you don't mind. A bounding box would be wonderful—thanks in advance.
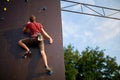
[29,15,36,22]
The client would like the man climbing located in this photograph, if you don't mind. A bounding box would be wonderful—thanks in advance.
[18,15,53,75]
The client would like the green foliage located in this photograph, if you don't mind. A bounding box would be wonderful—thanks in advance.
[64,45,120,80]
[64,45,79,80]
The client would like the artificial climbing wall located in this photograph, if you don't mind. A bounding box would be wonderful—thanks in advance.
[0,0,65,80]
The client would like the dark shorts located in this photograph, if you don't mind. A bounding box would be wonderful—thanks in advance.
[21,37,45,51]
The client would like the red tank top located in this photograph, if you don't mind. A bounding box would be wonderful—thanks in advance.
[26,22,43,36]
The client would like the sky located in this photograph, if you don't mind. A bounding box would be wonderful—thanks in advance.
[61,0,120,65]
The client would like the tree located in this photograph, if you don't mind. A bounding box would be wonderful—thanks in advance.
[64,45,79,80]
[64,45,120,80]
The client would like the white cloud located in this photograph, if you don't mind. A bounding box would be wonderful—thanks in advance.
[92,19,120,44]
[84,31,93,37]
[62,21,81,39]
[80,30,93,43]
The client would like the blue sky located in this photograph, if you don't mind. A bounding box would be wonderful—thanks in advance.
[61,0,120,64]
